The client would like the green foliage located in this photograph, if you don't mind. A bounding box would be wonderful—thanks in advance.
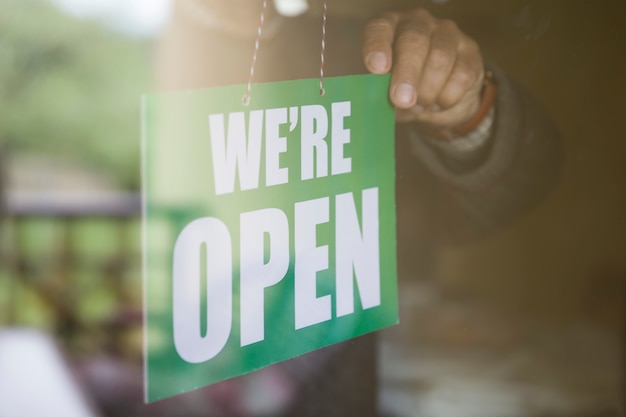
[0,0,153,188]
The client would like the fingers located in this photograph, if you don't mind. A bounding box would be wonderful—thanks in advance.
[362,13,399,74]
[417,20,462,108]
[362,8,485,127]
[436,39,483,109]
[389,9,435,108]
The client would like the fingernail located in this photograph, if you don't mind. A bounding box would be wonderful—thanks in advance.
[367,52,388,73]
[394,83,416,107]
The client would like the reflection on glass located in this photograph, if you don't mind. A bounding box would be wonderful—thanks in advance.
[0,0,623,416]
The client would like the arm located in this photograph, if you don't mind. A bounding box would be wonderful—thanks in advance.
[158,3,563,243]
[363,8,563,243]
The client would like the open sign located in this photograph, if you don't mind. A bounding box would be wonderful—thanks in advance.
[143,74,398,402]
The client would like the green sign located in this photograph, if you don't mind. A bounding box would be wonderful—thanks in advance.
[142,74,398,402]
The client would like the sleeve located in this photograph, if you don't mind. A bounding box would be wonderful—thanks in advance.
[400,66,565,244]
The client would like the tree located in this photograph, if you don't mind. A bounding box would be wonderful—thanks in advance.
[0,0,153,188]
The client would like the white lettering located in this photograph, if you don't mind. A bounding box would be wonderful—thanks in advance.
[173,217,233,363]
[294,197,332,329]
[240,208,290,346]
[300,105,328,180]
[265,108,289,187]
[209,111,263,195]
[335,188,381,317]
[331,101,352,175]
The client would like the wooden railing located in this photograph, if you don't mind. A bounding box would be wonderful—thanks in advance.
[0,191,142,355]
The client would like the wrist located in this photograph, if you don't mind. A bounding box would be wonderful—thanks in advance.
[432,70,497,141]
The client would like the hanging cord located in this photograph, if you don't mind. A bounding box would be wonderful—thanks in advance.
[319,0,327,96]
[243,0,328,105]
[242,0,268,106]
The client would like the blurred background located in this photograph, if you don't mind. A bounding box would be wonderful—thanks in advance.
[0,0,164,415]
[0,0,624,416]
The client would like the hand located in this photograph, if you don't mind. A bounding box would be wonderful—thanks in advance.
[362,8,485,128]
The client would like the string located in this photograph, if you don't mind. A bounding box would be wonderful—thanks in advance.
[319,0,327,96]
[242,0,268,106]
[243,0,328,104]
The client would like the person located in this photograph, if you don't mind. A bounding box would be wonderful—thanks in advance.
[153,1,562,415]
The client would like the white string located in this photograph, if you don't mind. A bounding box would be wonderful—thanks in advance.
[242,0,268,106]
[319,0,328,96]
[243,0,328,103]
